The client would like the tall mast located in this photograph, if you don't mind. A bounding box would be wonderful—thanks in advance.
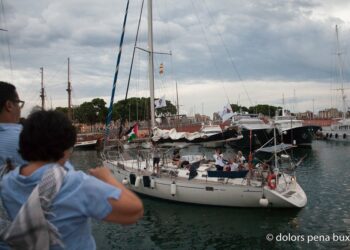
[282,93,285,116]
[67,57,72,120]
[176,80,179,118]
[147,0,155,128]
[335,25,347,120]
[40,67,45,110]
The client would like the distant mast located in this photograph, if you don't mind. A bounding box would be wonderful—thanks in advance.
[176,80,180,123]
[147,0,155,128]
[335,25,347,120]
[40,67,45,110]
[67,57,72,120]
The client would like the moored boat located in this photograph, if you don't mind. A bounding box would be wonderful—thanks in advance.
[103,146,306,208]
[74,133,102,149]
[274,112,320,147]
[102,0,307,209]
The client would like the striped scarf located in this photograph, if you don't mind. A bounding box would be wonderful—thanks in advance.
[0,164,66,250]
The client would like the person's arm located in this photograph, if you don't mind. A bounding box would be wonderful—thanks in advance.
[89,167,144,225]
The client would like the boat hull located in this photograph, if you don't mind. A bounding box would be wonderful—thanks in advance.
[280,126,319,147]
[74,139,98,149]
[229,128,275,150]
[321,129,350,142]
[104,161,307,208]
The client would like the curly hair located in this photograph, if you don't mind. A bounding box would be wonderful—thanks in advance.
[0,81,17,112]
[19,110,77,162]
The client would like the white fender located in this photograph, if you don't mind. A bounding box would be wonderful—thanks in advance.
[122,178,129,185]
[135,176,141,188]
[150,178,155,189]
[170,182,176,196]
[259,197,269,207]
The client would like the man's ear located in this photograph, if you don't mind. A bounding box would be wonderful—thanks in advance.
[4,100,13,112]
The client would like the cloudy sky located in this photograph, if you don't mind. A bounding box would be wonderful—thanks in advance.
[1,0,350,117]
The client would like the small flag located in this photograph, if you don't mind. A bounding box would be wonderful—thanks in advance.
[219,103,234,122]
[155,96,166,109]
[127,123,138,142]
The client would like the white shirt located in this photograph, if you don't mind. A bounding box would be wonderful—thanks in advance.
[213,153,225,167]
[230,162,239,171]
[238,155,246,163]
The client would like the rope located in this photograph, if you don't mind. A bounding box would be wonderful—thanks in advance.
[125,0,145,100]
[0,0,13,81]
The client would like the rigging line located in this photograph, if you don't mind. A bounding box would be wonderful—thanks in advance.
[0,0,13,81]
[202,0,254,107]
[105,0,130,144]
[125,0,144,100]
[189,0,230,105]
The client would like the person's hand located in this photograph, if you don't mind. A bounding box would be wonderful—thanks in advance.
[89,167,114,183]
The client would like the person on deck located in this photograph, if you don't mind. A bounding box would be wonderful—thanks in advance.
[229,158,240,171]
[172,148,181,166]
[0,110,143,249]
[152,142,161,175]
[213,148,225,171]
[0,81,27,172]
[237,151,246,164]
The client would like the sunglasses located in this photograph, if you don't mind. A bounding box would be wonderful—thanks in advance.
[12,99,25,109]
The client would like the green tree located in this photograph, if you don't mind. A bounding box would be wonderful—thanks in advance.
[155,99,177,117]
[91,98,108,123]
[247,104,281,116]
[75,102,99,125]
[55,107,68,115]
[230,104,249,113]
[112,97,176,122]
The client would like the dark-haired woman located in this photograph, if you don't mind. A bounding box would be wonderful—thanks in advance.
[0,110,143,249]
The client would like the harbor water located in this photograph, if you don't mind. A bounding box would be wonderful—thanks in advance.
[70,141,350,249]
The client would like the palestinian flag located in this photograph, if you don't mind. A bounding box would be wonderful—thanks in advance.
[127,123,138,142]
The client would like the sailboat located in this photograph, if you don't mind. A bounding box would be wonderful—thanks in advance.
[102,0,307,208]
[322,25,350,142]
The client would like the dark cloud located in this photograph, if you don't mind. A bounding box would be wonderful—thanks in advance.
[1,0,350,115]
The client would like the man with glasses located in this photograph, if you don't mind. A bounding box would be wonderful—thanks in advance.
[0,81,27,172]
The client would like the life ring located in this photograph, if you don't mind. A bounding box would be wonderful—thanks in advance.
[267,174,277,190]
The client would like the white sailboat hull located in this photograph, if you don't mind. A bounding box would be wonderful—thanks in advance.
[104,160,307,208]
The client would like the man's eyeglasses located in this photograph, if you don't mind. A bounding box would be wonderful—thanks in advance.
[12,99,25,109]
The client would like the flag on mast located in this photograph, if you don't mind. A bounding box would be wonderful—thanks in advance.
[219,103,234,122]
[127,123,138,142]
[155,96,166,109]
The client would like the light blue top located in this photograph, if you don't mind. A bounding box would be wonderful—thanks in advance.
[0,123,26,169]
[0,163,121,250]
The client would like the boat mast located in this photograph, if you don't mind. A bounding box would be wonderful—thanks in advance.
[67,57,72,120]
[335,25,347,120]
[273,122,278,168]
[176,80,179,124]
[40,67,45,110]
[147,0,155,128]
[282,93,285,116]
